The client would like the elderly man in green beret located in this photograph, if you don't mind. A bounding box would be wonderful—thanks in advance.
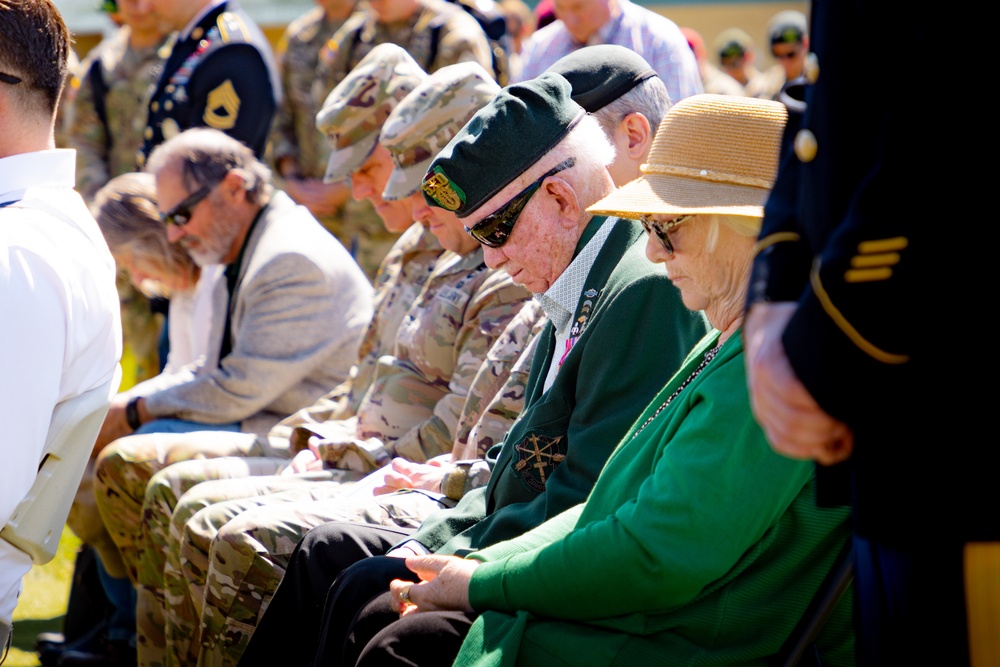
[236,70,709,666]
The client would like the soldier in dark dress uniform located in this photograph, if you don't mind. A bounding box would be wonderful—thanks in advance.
[744,3,992,666]
[137,0,280,166]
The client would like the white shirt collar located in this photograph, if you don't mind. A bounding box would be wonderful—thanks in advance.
[535,216,615,334]
[0,149,76,205]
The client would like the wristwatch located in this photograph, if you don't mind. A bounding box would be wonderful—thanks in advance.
[125,396,143,431]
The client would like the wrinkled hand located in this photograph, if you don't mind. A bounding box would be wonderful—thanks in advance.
[92,394,132,457]
[388,555,478,615]
[280,439,323,476]
[374,457,449,495]
[744,302,854,465]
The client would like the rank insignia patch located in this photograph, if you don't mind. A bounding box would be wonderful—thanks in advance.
[204,79,240,130]
[422,166,465,211]
[513,433,566,492]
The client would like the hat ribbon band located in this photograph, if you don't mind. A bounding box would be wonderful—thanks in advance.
[640,163,771,189]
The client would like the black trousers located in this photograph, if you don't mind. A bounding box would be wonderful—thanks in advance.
[854,535,970,667]
[237,521,414,667]
[347,591,476,667]
[312,554,418,665]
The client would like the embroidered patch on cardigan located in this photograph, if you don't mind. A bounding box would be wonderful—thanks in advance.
[513,433,566,492]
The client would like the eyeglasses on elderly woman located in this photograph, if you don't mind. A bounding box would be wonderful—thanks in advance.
[638,214,692,255]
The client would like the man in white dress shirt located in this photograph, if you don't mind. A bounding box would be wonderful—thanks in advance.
[0,0,122,658]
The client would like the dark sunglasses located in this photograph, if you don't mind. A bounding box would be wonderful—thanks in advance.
[772,48,802,60]
[159,185,213,227]
[639,214,692,254]
[465,157,575,248]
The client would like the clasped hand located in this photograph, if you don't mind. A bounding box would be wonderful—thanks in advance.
[744,302,854,465]
[389,555,479,616]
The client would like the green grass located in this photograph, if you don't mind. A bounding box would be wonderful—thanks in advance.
[7,527,80,667]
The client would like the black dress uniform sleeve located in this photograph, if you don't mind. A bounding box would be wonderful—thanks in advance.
[184,43,277,155]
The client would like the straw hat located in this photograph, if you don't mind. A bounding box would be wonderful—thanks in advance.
[588,94,787,220]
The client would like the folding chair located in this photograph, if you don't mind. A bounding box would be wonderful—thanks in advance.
[775,539,855,667]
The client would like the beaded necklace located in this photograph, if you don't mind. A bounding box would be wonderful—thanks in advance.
[631,343,722,439]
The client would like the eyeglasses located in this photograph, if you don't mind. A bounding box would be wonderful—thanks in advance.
[465,157,575,248]
[639,214,692,254]
[159,185,213,227]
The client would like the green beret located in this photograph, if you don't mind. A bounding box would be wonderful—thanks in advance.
[546,45,657,113]
[421,72,585,218]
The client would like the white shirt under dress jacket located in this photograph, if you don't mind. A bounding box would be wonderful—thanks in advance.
[0,149,122,627]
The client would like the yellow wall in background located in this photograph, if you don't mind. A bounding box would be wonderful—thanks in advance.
[651,2,808,70]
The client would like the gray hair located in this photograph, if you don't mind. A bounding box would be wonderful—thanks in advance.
[592,76,671,140]
[512,114,616,211]
[91,172,198,295]
[145,128,274,205]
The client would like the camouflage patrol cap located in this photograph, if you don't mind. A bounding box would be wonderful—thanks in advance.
[714,27,754,62]
[315,43,427,184]
[767,10,807,46]
[380,62,500,201]
[422,72,585,217]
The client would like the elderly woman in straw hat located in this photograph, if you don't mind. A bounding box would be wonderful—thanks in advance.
[343,95,856,667]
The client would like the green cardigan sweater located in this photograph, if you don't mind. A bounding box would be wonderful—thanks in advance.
[455,332,855,667]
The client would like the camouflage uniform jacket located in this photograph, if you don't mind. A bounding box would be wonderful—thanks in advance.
[270,6,348,180]
[438,300,548,501]
[270,6,396,280]
[136,0,280,165]
[452,299,547,460]
[313,0,495,107]
[265,223,443,454]
[67,25,167,201]
[310,247,530,469]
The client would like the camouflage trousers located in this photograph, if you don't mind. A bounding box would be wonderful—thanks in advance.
[92,430,268,585]
[155,470,451,666]
[126,459,338,667]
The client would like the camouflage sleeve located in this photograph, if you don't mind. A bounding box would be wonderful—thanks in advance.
[451,300,545,460]
[265,376,354,445]
[440,310,546,500]
[433,11,495,78]
[268,30,299,170]
[67,55,111,202]
[440,459,492,500]
[391,273,530,463]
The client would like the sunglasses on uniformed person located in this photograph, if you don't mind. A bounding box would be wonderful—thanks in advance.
[772,49,802,60]
[465,157,576,248]
[638,214,692,254]
[159,185,213,227]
